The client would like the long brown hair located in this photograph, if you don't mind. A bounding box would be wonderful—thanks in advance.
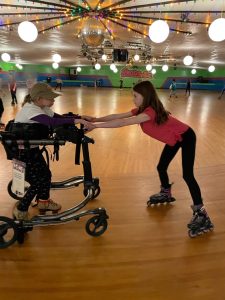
[133,80,169,124]
[22,94,32,107]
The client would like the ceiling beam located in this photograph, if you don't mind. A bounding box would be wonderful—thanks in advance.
[107,17,149,38]
[0,4,65,11]
[99,19,114,40]
[120,14,209,25]
[0,15,68,27]
[38,16,80,33]
[118,10,223,14]
[99,0,133,11]
[23,0,85,10]
[111,0,198,11]
[0,12,64,16]
[111,16,192,35]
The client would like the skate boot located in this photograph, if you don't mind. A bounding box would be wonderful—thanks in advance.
[147,184,176,205]
[187,205,214,238]
[38,199,61,215]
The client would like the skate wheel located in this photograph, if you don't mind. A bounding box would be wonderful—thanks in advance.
[188,229,197,238]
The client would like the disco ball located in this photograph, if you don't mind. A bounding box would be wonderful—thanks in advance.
[81,17,104,47]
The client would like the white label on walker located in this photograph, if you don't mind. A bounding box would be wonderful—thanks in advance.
[12,159,26,197]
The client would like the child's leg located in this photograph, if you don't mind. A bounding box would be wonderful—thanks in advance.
[181,128,214,236]
[148,143,180,205]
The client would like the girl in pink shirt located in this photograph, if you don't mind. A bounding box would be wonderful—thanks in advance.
[84,81,213,238]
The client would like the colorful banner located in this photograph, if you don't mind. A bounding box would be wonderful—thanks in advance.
[120,67,152,79]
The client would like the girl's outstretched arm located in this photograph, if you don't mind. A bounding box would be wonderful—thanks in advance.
[82,111,132,122]
[94,112,150,129]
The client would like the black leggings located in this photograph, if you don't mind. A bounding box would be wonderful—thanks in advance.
[157,128,202,205]
[17,148,51,211]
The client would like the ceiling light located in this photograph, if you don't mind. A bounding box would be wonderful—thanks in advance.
[146,64,152,71]
[1,53,11,62]
[95,63,101,70]
[110,63,116,71]
[191,69,197,74]
[52,54,61,63]
[208,18,225,42]
[102,54,107,61]
[77,67,82,72]
[151,69,156,74]
[149,20,170,43]
[52,62,59,69]
[18,21,38,43]
[183,55,193,66]
[134,54,140,61]
[162,64,169,72]
[16,63,23,70]
[113,68,118,73]
[208,65,215,72]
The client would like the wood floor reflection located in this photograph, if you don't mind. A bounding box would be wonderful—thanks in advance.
[0,86,225,300]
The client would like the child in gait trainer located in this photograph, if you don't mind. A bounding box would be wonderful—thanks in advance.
[13,82,89,220]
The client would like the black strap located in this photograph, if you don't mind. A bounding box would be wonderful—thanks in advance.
[40,146,50,166]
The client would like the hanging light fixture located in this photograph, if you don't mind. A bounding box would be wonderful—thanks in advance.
[191,69,197,74]
[208,18,225,42]
[110,63,116,71]
[146,64,152,71]
[208,65,215,72]
[134,54,140,61]
[162,64,169,72]
[77,67,82,72]
[18,21,38,42]
[52,54,61,63]
[52,62,59,69]
[1,53,11,62]
[183,55,193,66]
[151,69,157,74]
[149,20,170,43]
[102,54,107,61]
[95,63,101,70]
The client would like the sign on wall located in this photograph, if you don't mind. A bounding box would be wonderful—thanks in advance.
[120,67,152,79]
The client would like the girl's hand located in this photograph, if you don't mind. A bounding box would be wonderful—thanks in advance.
[77,119,96,131]
[81,115,96,122]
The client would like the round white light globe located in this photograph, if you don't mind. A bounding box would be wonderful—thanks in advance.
[151,69,156,74]
[18,21,38,43]
[52,62,59,69]
[183,55,193,66]
[77,67,82,72]
[95,63,101,70]
[208,65,215,72]
[134,54,140,61]
[191,68,197,75]
[102,54,107,61]
[52,54,61,63]
[162,64,169,72]
[149,20,170,43]
[208,18,225,42]
[113,68,118,73]
[146,64,152,71]
[110,63,116,71]
[1,53,11,62]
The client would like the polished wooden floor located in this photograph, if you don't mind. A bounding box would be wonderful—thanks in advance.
[1,86,225,300]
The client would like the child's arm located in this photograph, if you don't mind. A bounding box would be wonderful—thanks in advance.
[94,112,150,129]
[82,111,132,122]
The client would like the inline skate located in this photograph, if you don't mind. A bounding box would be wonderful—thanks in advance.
[147,184,176,205]
[187,205,214,237]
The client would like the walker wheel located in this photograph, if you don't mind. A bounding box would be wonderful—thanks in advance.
[0,216,18,249]
[85,215,108,237]
[83,186,101,200]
